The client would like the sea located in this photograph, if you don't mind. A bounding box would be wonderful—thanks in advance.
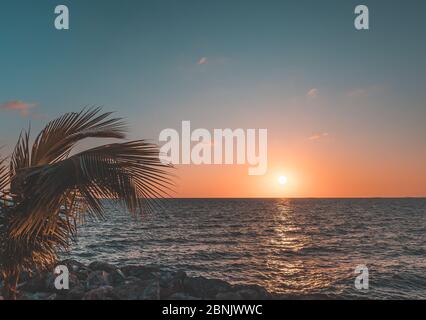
[66,198,426,299]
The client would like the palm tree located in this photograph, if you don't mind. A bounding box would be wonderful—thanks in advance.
[0,108,173,299]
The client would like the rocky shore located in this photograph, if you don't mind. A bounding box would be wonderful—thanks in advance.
[1,260,279,300]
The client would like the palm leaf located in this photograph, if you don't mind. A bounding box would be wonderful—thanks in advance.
[1,108,174,299]
[9,107,127,174]
[10,140,174,237]
[0,156,9,192]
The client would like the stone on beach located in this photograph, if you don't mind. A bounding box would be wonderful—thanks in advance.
[6,260,276,300]
[83,286,118,300]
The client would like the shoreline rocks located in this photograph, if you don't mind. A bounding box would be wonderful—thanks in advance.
[2,260,279,300]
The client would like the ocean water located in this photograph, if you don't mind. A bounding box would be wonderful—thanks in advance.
[67,198,426,299]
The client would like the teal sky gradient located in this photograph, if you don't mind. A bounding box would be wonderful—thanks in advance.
[1,0,425,196]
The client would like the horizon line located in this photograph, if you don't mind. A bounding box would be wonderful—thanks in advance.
[115,196,426,200]
[169,196,426,199]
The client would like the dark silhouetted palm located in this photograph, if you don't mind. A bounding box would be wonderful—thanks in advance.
[0,108,172,299]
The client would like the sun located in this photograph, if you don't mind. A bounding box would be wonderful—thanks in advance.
[278,176,288,185]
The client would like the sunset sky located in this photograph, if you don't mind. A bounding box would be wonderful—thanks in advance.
[0,0,425,197]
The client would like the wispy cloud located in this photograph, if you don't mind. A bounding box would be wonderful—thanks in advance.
[0,100,36,117]
[306,88,318,99]
[197,57,208,65]
[308,132,329,141]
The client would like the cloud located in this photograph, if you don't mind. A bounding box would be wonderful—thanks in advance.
[308,132,329,141]
[0,100,36,117]
[197,57,208,65]
[306,88,318,99]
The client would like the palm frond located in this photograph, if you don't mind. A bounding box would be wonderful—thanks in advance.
[1,108,174,299]
[10,130,30,178]
[10,140,174,237]
[0,156,9,192]
[29,107,127,167]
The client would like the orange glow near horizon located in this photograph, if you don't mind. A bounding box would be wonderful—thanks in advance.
[150,84,426,199]
[170,140,426,198]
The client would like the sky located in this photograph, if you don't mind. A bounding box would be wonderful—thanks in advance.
[0,0,425,198]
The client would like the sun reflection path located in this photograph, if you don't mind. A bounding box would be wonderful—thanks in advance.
[259,199,338,294]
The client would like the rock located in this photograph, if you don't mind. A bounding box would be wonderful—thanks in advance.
[159,270,187,299]
[124,276,141,282]
[110,269,126,285]
[215,292,243,300]
[234,284,271,300]
[76,269,90,281]
[60,259,87,272]
[86,271,111,290]
[183,276,233,299]
[88,261,117,273]
[113,278,160,300]
[12,260,276,300]
[21,292,52,300]
[236,288,259,300]
[168,292,201,300]
[160,271,174,287]
[160,285,181,299]
[121,265,160,280]
[83,286,118,300]
[67,285,86,300]
[160,270,186,287]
